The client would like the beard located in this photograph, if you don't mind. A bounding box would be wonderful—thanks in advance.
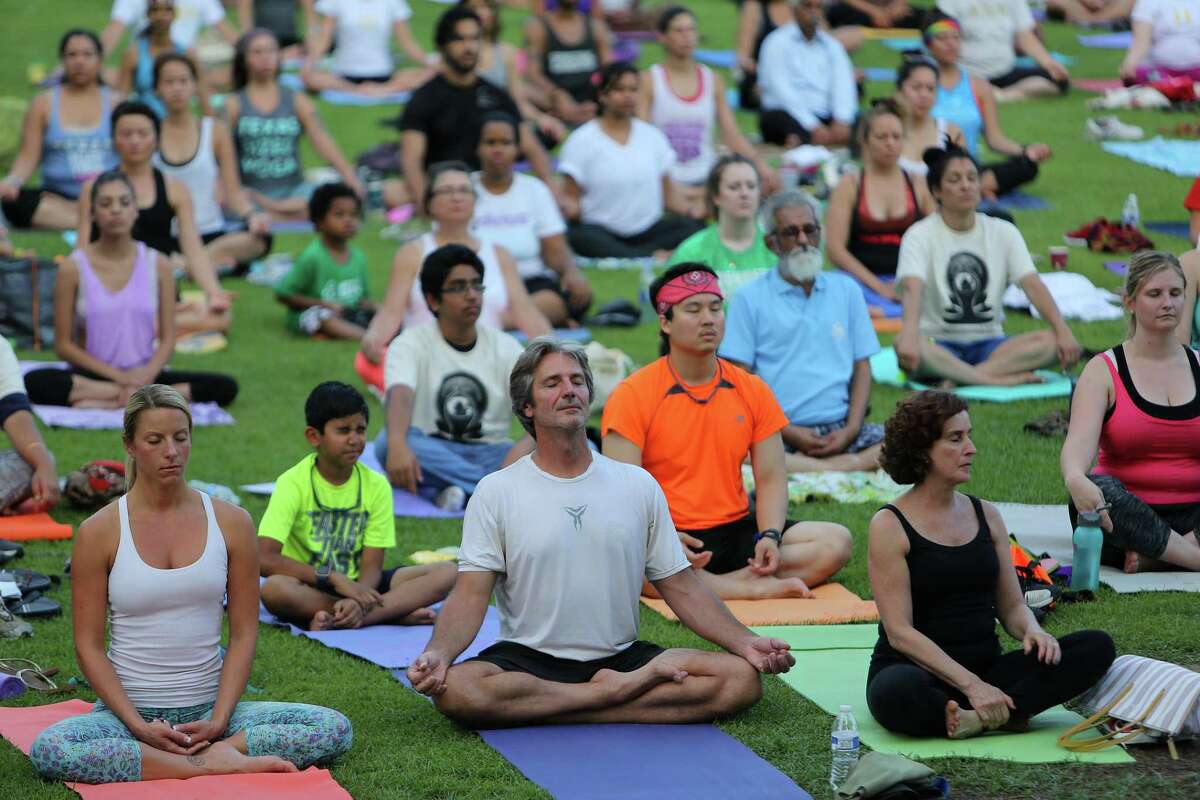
[783,245,824,282]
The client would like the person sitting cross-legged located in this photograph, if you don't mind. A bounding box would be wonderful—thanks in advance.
[259,381,457,631]
[602,263,853,600]
[406,338,796,727]
[375,244,533,512]
[0,335,60,515]
[722,191,884,474]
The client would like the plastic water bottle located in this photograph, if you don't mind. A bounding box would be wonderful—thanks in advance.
[1071,510,1104,592]
[1122,193,1140,229]
[829,705,860,792]
[638,259,656,313]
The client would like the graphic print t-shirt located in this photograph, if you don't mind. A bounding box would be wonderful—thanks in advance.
[383,322,524,444]
[258,453,395,580]
[896,212,1036,343]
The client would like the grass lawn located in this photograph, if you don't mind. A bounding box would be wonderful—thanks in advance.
[2,2,1200,798]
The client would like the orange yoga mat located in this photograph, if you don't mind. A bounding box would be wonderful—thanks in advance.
[870,317,903,334]
[0,512,73,541]
[642,582,879,626]
[0,700,352,800]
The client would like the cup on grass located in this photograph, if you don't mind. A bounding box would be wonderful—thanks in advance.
[1049,246,1069,271]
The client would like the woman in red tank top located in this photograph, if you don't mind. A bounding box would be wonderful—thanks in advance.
[1061,251,1200,573]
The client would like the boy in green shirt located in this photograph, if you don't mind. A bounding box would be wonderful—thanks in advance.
[259,381,456,630]
[275,182,377,339]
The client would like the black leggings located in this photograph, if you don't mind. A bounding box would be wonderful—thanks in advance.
[867,630,1115,737]
[1069,473,1200,565]
[825,3,926,29]
[567,216,704,258]
[23,367,239,407]
[984,156,1040,197]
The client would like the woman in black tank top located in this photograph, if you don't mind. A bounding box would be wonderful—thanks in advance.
[867,391,1115,739]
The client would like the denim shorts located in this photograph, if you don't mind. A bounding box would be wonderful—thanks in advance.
[934,335,1008,366]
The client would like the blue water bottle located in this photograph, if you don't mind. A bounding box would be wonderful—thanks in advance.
[1070,510,1103,592]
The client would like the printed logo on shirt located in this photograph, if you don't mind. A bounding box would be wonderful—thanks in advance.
[307,508,368,576]
[564,504,587,532]
[831,322,846,341]
[943,251,993,324]
[435,371,488,441]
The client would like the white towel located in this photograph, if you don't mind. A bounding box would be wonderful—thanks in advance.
[1003,271,1123,322]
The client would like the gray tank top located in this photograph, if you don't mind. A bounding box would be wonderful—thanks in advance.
[234,86,304,196]
[477,45,508,88]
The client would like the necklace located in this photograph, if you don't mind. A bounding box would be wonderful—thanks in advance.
[666,358,726,405]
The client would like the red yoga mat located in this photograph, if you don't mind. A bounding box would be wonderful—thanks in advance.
[0,512,72,541]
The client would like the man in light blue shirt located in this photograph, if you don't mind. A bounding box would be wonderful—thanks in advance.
[756,0,858,147]
[720,191,883,472]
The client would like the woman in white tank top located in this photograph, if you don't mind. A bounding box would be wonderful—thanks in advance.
[29,386,351,785]
[639,7,778,216]
[153,53,272,271]
[359,162,551,372]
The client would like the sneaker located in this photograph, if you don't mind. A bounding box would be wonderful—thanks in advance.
[1085,116,1144,141]
[0,604,32,639]
[1025,588,1055,610]
[433,485,466,512]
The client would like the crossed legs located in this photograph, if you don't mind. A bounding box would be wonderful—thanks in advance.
[915,331,1056,387]
[261,562,457,629]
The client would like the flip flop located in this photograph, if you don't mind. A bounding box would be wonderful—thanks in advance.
[0,568,53,595]
[0,540,23,558]
[5,591,61,619]
[0,658,60,692]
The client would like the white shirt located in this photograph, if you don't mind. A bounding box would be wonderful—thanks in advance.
[0,337,24,400]
[470,172,565,280]
[459,453,690,661]
[559,119,676,237]
[384,322,523,444]
[937,0,1035,79]
[648,64,718,186]
[110,0,225,49]
[153,117,223,235]
[757,24,857,130]
[1133,0,1200,70]
[896,212,1037,342]
[314,0,413,78]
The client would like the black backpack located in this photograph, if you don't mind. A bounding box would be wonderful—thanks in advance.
[0,257,57,351]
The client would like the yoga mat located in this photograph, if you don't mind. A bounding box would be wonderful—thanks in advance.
[872,317,903,334]
[268,219,315,234]
[695,49,737,69]
[1104,260,1127,275]
[859,283,902,318]
[1102,137,1200,177]
[1016,52,1075,68]
[0,512,72,541]
[869,348,1074,402]
[319,89,412,106]
[1146,220,1191,239]
[881,38,922,52]
[0,701,352,799]
[32,402,234,429]
[992,502,1074,567]
[751,622,878,651]
[511,327,592,344]
[860,27,921,40]
[357,447,465,519]
[1074,77,1125,92]
[984,190,1051,212]
[641,582,878,625]
[863,66,898,82]
[1078,31,1133,49]
[1098,566,1200,593]
[479,724,812,800]
[778,648,1134,764]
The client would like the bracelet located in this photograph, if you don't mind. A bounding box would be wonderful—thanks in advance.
[754,528,784,545]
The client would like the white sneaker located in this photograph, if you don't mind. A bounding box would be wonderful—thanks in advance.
[433,485,466,512]
[1085,116,1145,141]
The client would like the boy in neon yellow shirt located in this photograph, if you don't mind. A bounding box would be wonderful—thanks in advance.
[259,381,456,630]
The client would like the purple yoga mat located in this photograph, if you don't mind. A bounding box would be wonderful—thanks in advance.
[358,447,464,519]
[480,724,812,800]
[32,402,233,429]
[1105,260,1128,275]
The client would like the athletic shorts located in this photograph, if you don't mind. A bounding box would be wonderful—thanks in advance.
[681,514,801,575]
[934,335,1008,366]
[343,74,395,84]
[316,566,398,595]
[1,187,73,229]
[523,274,590,320]
[469,639,665,683]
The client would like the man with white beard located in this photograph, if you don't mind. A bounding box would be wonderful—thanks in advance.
[720,191,885,473]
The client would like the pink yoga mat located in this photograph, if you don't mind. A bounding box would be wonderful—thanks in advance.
[1074,77,1124,92]
[0,701,351,799]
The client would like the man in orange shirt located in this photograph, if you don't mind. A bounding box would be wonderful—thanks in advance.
[602,263,852,599]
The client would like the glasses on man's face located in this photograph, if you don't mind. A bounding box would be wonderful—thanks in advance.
[442,280,486,295]
[432,186,474,198]
[777,223,821,240]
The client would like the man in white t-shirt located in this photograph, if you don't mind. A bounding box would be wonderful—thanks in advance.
[936,0,1069,100]
[407,338,795,727]
[894,149,1081,386]
[102,0,235,54]
[376,244,531,511]
[0,337,59,515]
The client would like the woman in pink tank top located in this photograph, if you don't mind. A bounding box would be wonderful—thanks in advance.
[23,171,238,409]
[1061,251,1200,574]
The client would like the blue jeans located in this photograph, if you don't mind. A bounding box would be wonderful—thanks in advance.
[934,335,1008,366]
[375,428,512,497]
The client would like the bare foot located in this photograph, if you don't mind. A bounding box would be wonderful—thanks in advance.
[399,606,437,625]
[194,740,298,775]
[590,657,686,705]
[1123,549,1141,574]
[748,576,814,599]
[945,700,984,739]
[991,371,1043,387]
[310,610,335,631]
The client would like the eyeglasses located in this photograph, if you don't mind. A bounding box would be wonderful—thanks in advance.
[442,280,486,295]
[432,186,474,198]
[776,223,821,240]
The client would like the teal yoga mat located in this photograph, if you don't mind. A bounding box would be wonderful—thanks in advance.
[773,641,1134,764]
[869,348,1073,402]
[753,623,878,651]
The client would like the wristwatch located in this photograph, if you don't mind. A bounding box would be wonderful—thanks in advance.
[754,528,784,545]
[315,563,332,592]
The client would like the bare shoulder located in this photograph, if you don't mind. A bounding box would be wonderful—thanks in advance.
[76,501,121,552]
[868,504,906,549]
[211,496,255,545]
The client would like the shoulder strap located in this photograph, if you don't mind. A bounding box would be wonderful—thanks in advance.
[967,494,990,540]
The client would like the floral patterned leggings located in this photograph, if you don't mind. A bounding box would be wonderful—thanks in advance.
[30,700,352,784]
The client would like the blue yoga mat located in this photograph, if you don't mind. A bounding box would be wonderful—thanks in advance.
[319,89,412,106]
[1146,220,1191,239]
[695,49,737,69]
[852,276,902,318]
[863,66,897,82]
[269,219,316,233]
[881,38,922,51]
[511,327,592,344]
[1102,137,1200,177]
[983,190,1051,212]
[1078,31,1133,49]
[480,724,812,800]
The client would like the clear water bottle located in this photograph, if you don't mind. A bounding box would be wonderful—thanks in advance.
[1122,193,1140,229]
[1071,510,1104,592]
[829,704,860,792]
[638,259,657,314]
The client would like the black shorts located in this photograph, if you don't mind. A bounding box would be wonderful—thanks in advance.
[343,73,395,84]
[165,226,274,258]
[1,187,73,229]
[523,274,589,320]
[682,514,800,575]
[989,65,1069,94]
[469,640,664,683]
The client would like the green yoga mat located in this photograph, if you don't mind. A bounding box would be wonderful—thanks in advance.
[753,623,879,651]
[770,639,1132,764]
[869,348,1073,402]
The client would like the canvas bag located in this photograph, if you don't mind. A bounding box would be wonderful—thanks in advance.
[0,257,57,350]
[583,341,634,410]
[1059,654,1200,759]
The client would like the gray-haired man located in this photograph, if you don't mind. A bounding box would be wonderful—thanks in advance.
[407,337,795,727]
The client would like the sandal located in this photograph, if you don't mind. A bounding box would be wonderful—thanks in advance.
[0,568,53,595]
[0,658,60,692]
[5,591,62,619]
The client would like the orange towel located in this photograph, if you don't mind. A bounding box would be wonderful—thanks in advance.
[0,512,72,541]
[641,582,879,626]
[0,700,352,800]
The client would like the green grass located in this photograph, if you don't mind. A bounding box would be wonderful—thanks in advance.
[2,2,1200,799]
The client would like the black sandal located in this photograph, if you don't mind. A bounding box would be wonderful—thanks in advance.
[5,591,61,619]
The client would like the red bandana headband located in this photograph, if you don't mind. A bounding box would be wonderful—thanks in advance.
[655,270,723,315]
